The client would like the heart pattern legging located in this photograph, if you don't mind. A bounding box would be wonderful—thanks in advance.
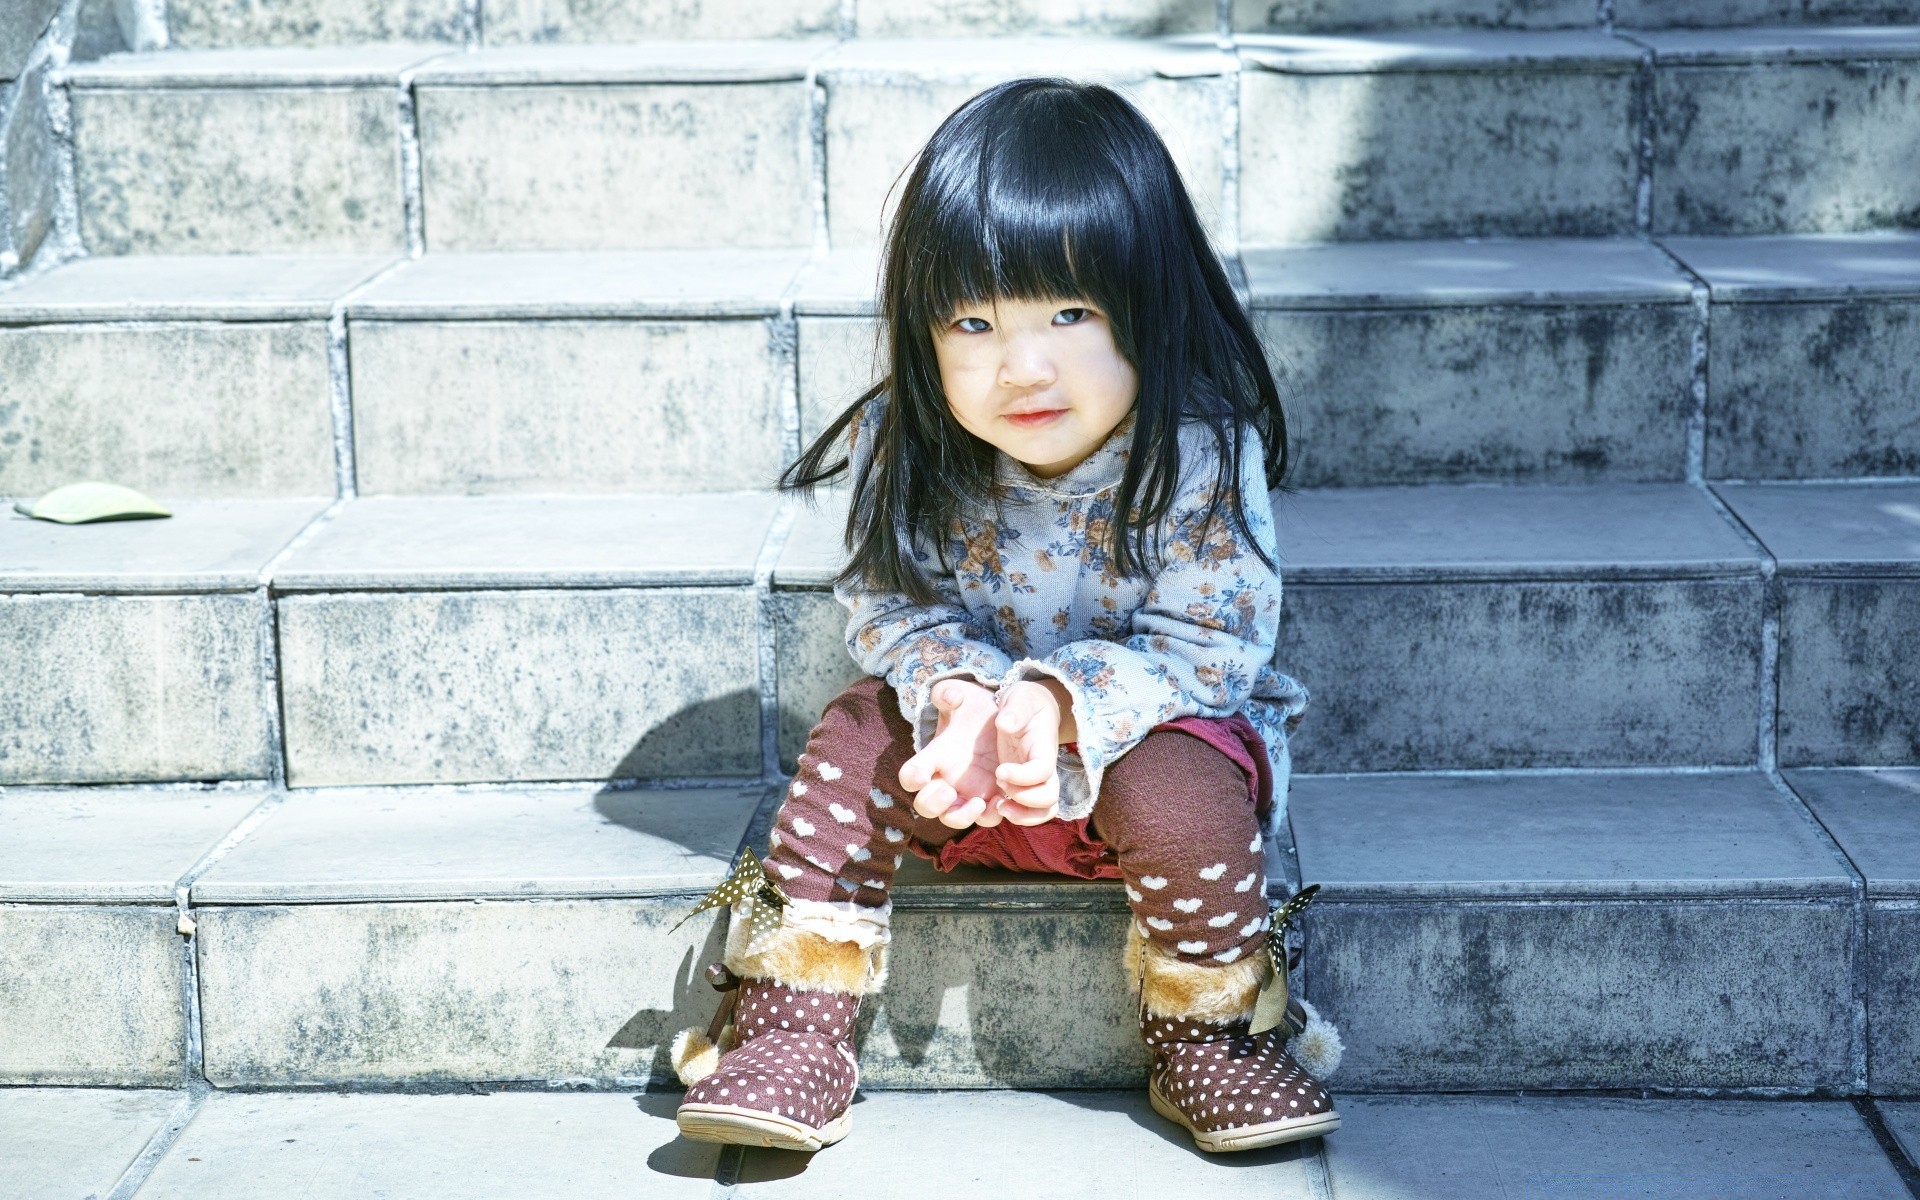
[764,676,1271,967]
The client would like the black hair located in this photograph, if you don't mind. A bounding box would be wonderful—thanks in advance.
[780,77,1289,606]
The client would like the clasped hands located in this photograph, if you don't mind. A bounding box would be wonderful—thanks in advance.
[896,678,1075,829]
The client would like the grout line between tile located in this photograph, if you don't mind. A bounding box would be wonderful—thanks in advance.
[710,1142,745,1198]
[255,497,351,785]
[1302,1135,1336,1199]
[1860,1100,1920,1199]
[397,70,430,258]
[1693,481,1780,774]
[103,1087,206,1200]
[1770,771,1871,1094]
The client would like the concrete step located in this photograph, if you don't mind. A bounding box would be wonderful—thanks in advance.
[1238,0,1920,31]
[4,769,1909,1094]
[1714,480,1920,768]
[16,1088,1916,1199]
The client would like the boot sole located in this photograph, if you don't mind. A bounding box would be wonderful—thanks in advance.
[676,1103,853,1152]
[1149,1079,1340,1153]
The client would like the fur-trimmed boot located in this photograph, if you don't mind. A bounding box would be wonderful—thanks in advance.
[1130,925,1342,1153]
[672,910,885,1152]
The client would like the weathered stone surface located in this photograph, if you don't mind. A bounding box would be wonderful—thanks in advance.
[0,904,186,1085]
[192,784,764,903]
[415,78,812,250]
[345,247,808,319]
[798,316,881,447]
[0,321,336,497]
[1239,35,1640,242]
[0,787,265,902]
[859,0,1214,36]
[1647,45,1920,235]
[1776,580,1920,765]
[5,1088,183,1200]
[1253,302,1692,485]
[1322,1096,1907,1198]
[73,85,406,254]
[485,0,837,41]
[1619,0,1920,22]
[4,56,57,270]
[348,317,789,493]
[1871,907,1920,1092]
[1236,0,1589,28]
[0,593,273,785]
[0,1,58,81]
[821,40,1231,247]
[137,1091,718,1199]
[167,0,470,45]
[272,494,776,590]
[277,588,759,786]
[0,499,325,591]
[770,591,862,770]
[738,1091,1315,1194]
[195,898,726,1085]
[1886,1101,1920,1169]
[0,252,394,321]
[1717,480,1920,574]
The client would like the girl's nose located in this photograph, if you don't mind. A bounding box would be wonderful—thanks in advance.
[996,337,1057,390]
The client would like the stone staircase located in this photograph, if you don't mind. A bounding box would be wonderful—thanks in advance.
[3,0,1920,1193]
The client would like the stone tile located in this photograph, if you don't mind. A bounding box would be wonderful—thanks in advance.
[277,588,759,785]
[791,246,882,316]
[484,0,837,42]
[1664,230,1920,302]
[1235,0,1591,29]
[65,45,451,86]
[858,0,1215,36]
[0,904,186,1084]
[196,897,728,1085]
[415,72,813,250]
[820,38,1233,247]
[1243,237,1693,308]
[1,592,274,784]
[1,1,60,81]
[410,40,831,83]
[1716,481,1920,575]
[166,0,472,46]
[1239,33,1640,242]
[1322,1096,1905,1198]
[1290,770,1852,900]
[1,499,325,591]
[3,1088,183,1200]
[772,492,850,589]
[0,321,337,496]
[1883,1101,1920,1163]
[136,1091,716,1198]
[1617,0,1920,22]
[798,317,880,446]
[1868,902,1920,1092]
[737,1092,1316,1195]
[1647,47,1920,235]
[0,786,265,901]
[5,55,58,267]
[72,82,411,254]
[270,494,777,590]
[193,783,765,902]
[347,317,791,493]
[770,591,864,770]
[0,253,396,321]
[1786,767,1920,896]
[1776,578,1920,765]
[345,248,809,319]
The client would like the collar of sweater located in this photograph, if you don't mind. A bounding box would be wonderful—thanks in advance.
[992,409,1136,498]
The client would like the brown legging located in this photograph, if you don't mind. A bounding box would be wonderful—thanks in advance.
[765,677,1270,966]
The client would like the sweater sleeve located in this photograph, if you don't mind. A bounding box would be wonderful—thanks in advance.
[833,399,1014,748]
[998,425,1284,818]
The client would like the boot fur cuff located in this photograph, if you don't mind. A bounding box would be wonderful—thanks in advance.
[1127,923,1269,1023]
[724,915,887,995]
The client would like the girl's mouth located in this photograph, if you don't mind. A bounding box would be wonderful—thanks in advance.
[1004,409,1066,428]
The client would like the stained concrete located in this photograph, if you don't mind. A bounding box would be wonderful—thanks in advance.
[134,1091,717,1199]
[348,317,789,493]
[1243,237,1693,308]
[770,591,866,769]
[736,1092,1316,1195]
[772,492,852,589]
[196,897,727,1085]
[4,1088,183,1200]
[1,593,273,784]
[0,786,265,901]
[414,74,813,250]
[791,246,883,317]
[191,784,765,902]
[798,316,882,447]
[859,0,1216,35]
[64,45,451,86]
[0,904,187,1084]
[269,494,778,590]
[1787,767,1920,1092]
[4,55,58,267]
[1321,1096,1906,1198]
[0,321,337,496]
[485,0,837,41]
[344,248,809,319]
[277,587,760,785]
[1716,481,1920,575]
[1617,0,1920,21]
[819,39,1232,247]
[1646,40,1920,235]
[1884,1101,1920,1162]
[0,0,60,81]
[0,499,325,591]
[1236,0,1590,29]
[166,0,471,46]
[1239,32,1639,242]
[1664,230,1920,302]
[0,252,395,321]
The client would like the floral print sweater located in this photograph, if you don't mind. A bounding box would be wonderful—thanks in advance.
[834,397,1311,834]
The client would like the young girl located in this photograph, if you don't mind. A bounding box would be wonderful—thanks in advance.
[671,77,1339,1155]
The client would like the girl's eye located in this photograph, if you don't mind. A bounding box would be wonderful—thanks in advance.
[953,316,991,334]
[1054,307,1092,325]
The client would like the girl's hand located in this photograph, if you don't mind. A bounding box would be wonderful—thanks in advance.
[899,679,1006,829]
[990,680,1066,826]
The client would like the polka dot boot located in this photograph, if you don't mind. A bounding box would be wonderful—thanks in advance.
[675,978,862,1152]
[1143,1011,1341,1153]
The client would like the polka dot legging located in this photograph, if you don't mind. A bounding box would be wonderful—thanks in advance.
[765,676,1270,967]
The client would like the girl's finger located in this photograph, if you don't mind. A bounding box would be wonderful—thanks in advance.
[1001,783,1057,810]
[1000,800,1058,827]
[973,798,1006,827]
[898,751,933,793]
[994,704,1034,736]
[995,758,1053,789]
[912,778,957,820]
[939,795,987,829]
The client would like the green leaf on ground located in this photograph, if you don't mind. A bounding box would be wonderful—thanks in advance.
[14,482,173,524]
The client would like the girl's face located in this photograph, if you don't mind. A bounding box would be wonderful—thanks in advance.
[931,295,1138,480]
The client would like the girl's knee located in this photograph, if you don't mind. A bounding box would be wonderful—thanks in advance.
[1096,731,1259,840]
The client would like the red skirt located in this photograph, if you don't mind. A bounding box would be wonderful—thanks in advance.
[909,713,1272,882]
